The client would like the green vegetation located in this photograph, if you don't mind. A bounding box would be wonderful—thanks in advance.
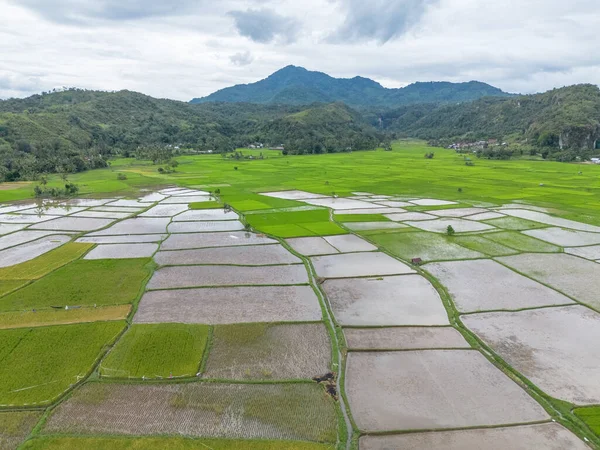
[368,231,483,262]
[0,259,152,312]
[247,209,346,238]
[193,65,509,107]
[386,84,600,159]
[0,305,130,330]
[189,201,223,209]
[0,321,125,405]
[0,242,92,280]
[100,324,210,378]
[0,411,42,450]
[334,213,389,222]
[574,406,600,436]
[451,235,519,256]
[21,437,335,450]
[484,216,549,230]
[0,280,28,298]
[483,231,561,253]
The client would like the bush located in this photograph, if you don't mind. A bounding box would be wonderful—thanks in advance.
[424,152,435,159]
[446,225,455,236]
[117,173,127,180]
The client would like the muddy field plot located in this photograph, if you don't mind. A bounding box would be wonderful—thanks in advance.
[565,244,600,260]
[139,204,188,217]
[425,260,574,312]
[523,227,600,247]
[500,209,600,233]
[0,235,71,268]
[0,230,72,251]
[155,244,301,266]
[344,327,469,350]
[359,423,588,450]
[168,221,245,234]
[346,350,547,432]
[322,234,376,252]
[286,237,340,256]
[173,209,239,221]
[343,222,407,231]
[311,252,414,278]
[368,231,484,262]
[409,199,458,206]
[100,324,210,379]
[497,253,600,309]
[0,321,125,406]
[0,223,27,235]
[261,190,328,200]
[303,197,379,210]
[405,218,495,234]
[203,323,331,380]
[84,243,158,260]
[43,382,338,443]
[427,207,489,218]
[0,411,43,450]
[77,234,167,244]
[161,232,276,250]
[463,305,600,404]
[30,217,115,232]
[89,218,170,235]
[322,276,448,326]
[147,264,308,289]
[135,286,323,324]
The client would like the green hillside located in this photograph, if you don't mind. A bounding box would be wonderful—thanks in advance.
[191,66,510,106]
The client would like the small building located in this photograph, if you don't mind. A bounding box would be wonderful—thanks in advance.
[591,157,600,164]
[411,258,423,266]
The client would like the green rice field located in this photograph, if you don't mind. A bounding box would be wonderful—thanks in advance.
[100,324,210,379]
[0,322,125,406]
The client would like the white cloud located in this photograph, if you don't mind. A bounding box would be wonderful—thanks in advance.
[0,0,599,100]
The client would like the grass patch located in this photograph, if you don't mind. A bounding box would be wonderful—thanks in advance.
[367,230,483,262]
[0,280,28,298]
[0,411,42,450]
[0,305,130,330]
[189,201,223,210]
[574,406,600,436]
[247,209,346,238]
[21,437,334,450]
[0,259,152,312]
[0,321,125,406]
[0,242,93,280]
[484,216,549,230]
[483,231,561,252]
[100,323,209,379]
[334,214,390,222]
[451,235,519,256]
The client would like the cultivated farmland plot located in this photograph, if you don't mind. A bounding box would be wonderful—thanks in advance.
[154,244,301,266]
[463,305,600,404]
[425,259,574,312]
[322,275,448,326]
[359,423,590,450]
[345,350,548,432]
[146,264,309,289]
[204,323,331,380]
[43,383,338,443]
[0,235,71,267]
[135,286,323,324]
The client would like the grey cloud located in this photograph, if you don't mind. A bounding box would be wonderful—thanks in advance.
[14,0,197,23]
[228,8,299,44]
[330,0,439,44]
[230,51,254,66]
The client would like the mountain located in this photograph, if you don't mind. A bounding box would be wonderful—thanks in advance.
[382,84,600,154]
[191,65,512,107]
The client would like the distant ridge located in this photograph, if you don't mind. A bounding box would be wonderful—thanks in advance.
[191,65,513,107]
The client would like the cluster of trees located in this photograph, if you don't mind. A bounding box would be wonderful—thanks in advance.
[379,84,600,160]
[0,90,381,181]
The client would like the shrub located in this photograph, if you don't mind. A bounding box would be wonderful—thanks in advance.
[446,225,455,236]
[117,173,127,180]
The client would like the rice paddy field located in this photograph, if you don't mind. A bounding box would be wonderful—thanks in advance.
[1,140,600,449]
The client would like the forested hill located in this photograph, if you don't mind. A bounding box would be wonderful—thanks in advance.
[191,65,511,107]
[0,90,380,181]
[380,84,600,154]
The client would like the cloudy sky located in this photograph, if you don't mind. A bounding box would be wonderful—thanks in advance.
[1,0,599,100]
